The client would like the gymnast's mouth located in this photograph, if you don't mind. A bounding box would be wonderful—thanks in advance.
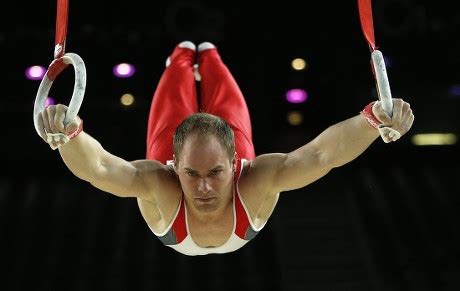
[195,197,216,202]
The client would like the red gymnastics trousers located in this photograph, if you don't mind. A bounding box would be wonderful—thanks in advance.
[146,44,255,163]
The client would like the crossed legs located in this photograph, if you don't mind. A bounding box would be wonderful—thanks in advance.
[146,41,255,164]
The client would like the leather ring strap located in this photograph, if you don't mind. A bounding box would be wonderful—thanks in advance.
[33,0,86,139]
[54,0,68,58]
[34,53,86,131]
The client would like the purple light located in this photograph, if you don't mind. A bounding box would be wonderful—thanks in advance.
[383,56,392,69]
[45,97,55,107]
[286,89,308,103]
[448,84,460,96]
[26,65,46,80]
[32,97,55,107]
[113,63,135,78]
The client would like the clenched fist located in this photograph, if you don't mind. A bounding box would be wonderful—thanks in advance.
[36,104,82,150]
[372,98,415,143]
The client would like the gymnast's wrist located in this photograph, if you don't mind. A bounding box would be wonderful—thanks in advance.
[67,117,83,139]
[360,101,382,130]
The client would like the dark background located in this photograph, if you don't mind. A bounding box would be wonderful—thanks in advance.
[1,0,459,290]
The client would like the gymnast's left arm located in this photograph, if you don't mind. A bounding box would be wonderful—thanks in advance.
[249,98,414,195]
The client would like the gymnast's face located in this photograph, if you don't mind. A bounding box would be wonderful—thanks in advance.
[174,134,235,213]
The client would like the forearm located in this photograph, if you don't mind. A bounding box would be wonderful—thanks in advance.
[315,114,379,168]
[58,131,106,182]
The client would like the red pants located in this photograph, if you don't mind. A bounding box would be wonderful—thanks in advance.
[146,44,255,164]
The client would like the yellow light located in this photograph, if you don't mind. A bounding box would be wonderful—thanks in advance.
[120,93,135,106]
[287,111,303,126]
[411,133,457,146]
[291,58,307,71]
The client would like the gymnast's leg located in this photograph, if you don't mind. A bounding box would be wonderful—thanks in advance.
[146,41,198,164]
[196,42,256,160]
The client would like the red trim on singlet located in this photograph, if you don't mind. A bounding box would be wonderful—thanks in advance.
[234,157,251,239]
[171,195,187,244]
[169,156,252,243]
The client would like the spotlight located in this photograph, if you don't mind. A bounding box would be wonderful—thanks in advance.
[411,133,457,146]
[286,89,308,103]
[287,111,304,126]
[120,93,135,106]
[25,65,46,80]
[113,63,135,78]
[291,58,307,71]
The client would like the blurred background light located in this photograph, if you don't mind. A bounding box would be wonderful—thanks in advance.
[113,63,135,78]
[120,93,135,106]
[45,97,56,107]
[26,65,46,80]
[411,133,457,146]
[291,58,307,71]
[287,110,304,126]
[383,56,392,69]
[286,88,308,103]
[33,97,55,107]
[448,84,460,97]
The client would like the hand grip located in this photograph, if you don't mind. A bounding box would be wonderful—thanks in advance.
[371,50,393,117]
[33,52,86,138]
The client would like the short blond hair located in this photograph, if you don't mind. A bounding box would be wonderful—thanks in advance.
[173,113,235,160]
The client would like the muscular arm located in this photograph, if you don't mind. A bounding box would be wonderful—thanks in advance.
[249,99,414,195]
[251,114,378,194]
[37,104,166,201]
[58,131,163,199]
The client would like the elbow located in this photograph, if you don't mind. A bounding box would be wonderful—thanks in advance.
[316,150,338,171]
[308,138,336,170]
[322,152,353,169]
[319,147,346,168]
[313,135,349,169]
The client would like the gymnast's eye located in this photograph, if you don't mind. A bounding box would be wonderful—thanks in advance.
[186,171,197,177]
[209,170,222,176]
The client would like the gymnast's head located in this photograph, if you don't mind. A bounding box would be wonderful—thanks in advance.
[173,112,235,165]
[173,113,236,211]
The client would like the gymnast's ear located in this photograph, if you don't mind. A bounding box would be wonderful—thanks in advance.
[232,152,237,172]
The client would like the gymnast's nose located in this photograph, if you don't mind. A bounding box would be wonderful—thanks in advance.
[198,178,212,194]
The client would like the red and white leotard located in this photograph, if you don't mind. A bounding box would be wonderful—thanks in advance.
[150,158,265,256]
[145,43,258,255]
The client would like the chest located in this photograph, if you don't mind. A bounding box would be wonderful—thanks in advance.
[187,208,234,248]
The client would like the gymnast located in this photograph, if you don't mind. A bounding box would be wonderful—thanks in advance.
[35,41,414,256]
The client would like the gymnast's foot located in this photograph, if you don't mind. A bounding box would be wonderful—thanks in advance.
[194,42,218,81]
[197,42,216,52]
[166,41,196,67]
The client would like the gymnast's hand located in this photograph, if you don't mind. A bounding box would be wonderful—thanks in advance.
[372,98,415,143]
[36,104,82,150]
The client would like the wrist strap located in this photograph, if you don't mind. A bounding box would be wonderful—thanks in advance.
[360,101,381,129]
[68,119,83,139]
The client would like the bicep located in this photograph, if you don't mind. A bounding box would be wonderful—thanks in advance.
[278,143,332,192]
[89,152,162,199]
[252,140,333,194]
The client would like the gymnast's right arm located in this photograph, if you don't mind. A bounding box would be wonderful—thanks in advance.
[36,104,163,201]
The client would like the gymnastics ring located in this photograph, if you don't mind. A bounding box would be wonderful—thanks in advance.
[358,0,394,118]
[33,52,86,137]
[371,50,393,118]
